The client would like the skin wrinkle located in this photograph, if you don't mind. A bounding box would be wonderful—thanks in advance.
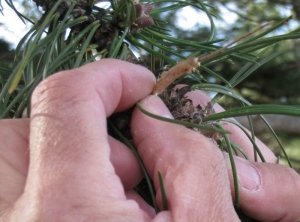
[84,60,154,114]
[30,115,65,159]
[30,81,76,112]
[108,136,143,189]
[135,129,173,173]
[0,121,29,175]
[33,91,100,119]
[132,120,174,147]
[0,163,25,204]
[125,190,156,219]
[0,151,23,178]
[151,128,209,155]
[40,200,104,222]
[0,201,11,214]
[32,69,107,118]
[116,64,155,111]
[92,200,145,222]
[281,166,300,194]
[212,191,234,221]
[94,72,123,115]
[154,159,195,209]
[31,116,92,179]
[171,194,204,220]
[119,68,131,97]
[0,120,29,145]
[155,144,229,210]
[31,86,108,156]
[157,140,218,171]
[274,168,299,207]
[150,146,180,188]
[33,123,111,187]
[180,197,226,222]
[29,118,53,172]
[172,158,226,192]
[31,169,132,221]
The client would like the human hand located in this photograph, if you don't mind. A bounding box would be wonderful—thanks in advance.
[176,90,300,221]
[0,59,299,221]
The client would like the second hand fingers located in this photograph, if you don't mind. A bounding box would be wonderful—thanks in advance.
[225,154,300,222]
[108,136,143,189]
[185,90,277,163]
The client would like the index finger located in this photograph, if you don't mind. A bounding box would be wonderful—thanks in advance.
[25,59,155,219]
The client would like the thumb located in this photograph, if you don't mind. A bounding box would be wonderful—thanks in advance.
[132,95,240,221]
[225,154,300,222]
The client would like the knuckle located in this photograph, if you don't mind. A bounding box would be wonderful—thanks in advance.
[31,70,83,112]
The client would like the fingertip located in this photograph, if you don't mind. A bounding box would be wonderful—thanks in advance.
[109,136,143,189]
[78,59,156,114]
[225,155,300,221]
[132,95,173,144]
[139,95,174,119]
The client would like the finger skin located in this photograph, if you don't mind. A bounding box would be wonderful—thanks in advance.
[225,156,300,222]
[186,90,300,221]
[108,136,143,189]
[125,190,156,218]
[0,119,29,175]
[132,95,240,221]
[0,120,142,210]
[0,119,29,205]
[9,59,155,221]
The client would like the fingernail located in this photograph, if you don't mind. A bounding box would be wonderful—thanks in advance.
[234,156,261,191]
[142,95,173,118]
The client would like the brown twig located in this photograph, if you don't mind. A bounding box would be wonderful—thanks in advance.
[152,58,200,95]
[152,21,273,95]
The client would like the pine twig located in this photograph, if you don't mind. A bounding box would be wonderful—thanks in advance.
[152,21,273,95]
